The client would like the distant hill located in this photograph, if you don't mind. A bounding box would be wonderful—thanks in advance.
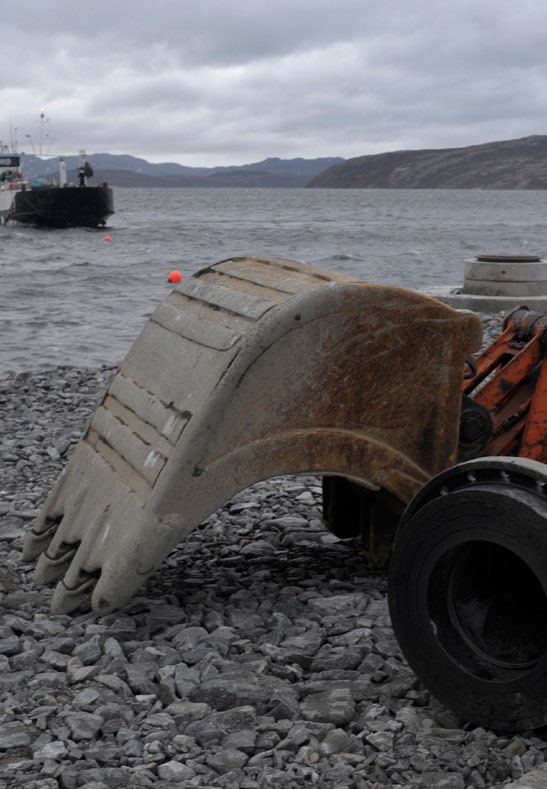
[19,153,344,188]
[78,168,321,189]
[306,136,547,189]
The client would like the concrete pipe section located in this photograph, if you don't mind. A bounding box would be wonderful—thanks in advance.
[430,253,547,312]
[465,254,547,297]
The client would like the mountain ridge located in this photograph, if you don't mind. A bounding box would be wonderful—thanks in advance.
[306,136,547,189]
[18,136,547,189]
[20,153,344,188]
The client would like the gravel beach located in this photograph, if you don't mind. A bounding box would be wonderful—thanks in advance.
[2,312,547,789]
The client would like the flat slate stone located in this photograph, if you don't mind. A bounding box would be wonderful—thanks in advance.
[503,766,547,788]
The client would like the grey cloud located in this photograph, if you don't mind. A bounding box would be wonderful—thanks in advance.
[3,0,547,165]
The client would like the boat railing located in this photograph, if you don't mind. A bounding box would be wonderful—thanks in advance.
[0,177,29,191]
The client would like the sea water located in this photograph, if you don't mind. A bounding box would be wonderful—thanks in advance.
[1,187,546,372]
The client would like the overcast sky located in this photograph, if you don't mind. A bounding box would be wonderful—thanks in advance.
[3,0,547,166]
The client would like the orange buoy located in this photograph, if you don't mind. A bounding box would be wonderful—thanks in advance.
[104,235,111,241]
[168,270,182,283]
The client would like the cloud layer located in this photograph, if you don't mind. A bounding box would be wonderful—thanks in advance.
[4,0,547,165]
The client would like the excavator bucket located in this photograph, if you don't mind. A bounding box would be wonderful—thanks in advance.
[23,255,482,614]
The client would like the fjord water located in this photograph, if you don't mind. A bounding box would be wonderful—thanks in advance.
[2,187,547,372]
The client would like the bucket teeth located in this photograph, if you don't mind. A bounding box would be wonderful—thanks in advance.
[22,255,483,614]
[22,519,61,560]
[34,544,79,585]
[51,577,98,615]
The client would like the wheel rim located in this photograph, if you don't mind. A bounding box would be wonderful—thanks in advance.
[428,540,547,677]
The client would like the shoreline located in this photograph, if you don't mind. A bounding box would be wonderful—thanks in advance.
[2,313,545,789]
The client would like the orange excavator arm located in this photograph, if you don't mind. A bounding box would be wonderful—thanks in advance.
[463,307,547,462]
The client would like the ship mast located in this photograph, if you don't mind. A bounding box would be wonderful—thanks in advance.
[24,109,52,156]
[9,120,17,153]
[38,108,50,156]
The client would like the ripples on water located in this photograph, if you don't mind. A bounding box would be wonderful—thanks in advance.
[2,187,547,372]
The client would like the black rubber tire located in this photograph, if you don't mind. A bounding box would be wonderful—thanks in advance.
[388,458,547,731]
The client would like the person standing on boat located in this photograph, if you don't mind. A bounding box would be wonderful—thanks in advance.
[78,161,94,187]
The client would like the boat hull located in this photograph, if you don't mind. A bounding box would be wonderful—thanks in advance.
[8,184,114,228]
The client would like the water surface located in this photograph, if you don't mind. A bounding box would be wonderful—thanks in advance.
[1,188,546,372]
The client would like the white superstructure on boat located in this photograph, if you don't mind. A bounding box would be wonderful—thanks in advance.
[0,146,24,222]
